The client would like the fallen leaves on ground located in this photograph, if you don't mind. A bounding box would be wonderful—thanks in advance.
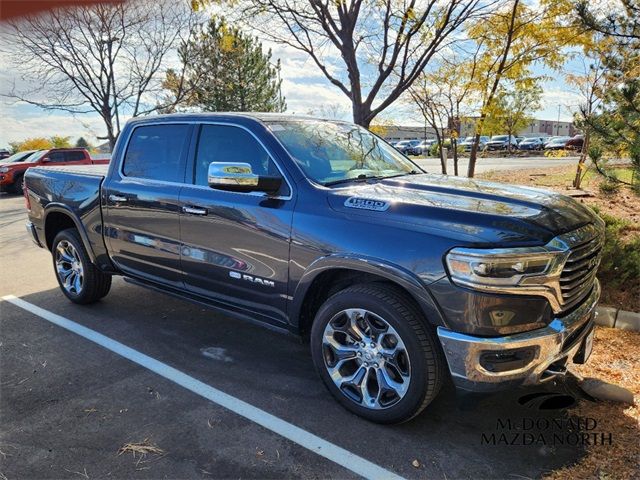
[545,327,639,479]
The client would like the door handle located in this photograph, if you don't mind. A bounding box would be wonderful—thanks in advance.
[182,205,208,216]
[109,194,128,203]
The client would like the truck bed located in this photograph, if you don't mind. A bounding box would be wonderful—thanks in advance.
[24,165,108,261]
[29,164,109,177]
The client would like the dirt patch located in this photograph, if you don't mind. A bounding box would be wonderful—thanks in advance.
[545,327,640,479]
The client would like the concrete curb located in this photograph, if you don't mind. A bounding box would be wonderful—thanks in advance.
[595,306,640,331]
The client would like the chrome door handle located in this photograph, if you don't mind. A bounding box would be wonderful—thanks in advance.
[109,194,128,202]
[182,206,208,216]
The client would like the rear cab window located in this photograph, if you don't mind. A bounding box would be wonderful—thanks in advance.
[123,124,191,183]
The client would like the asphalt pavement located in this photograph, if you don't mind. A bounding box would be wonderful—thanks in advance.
[0,191,592,479]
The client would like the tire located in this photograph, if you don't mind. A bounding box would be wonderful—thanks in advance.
[8,174,23,195]
[52,228,112,304]
[310,283,446,424]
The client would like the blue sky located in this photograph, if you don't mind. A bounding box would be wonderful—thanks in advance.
[0,39,585,149]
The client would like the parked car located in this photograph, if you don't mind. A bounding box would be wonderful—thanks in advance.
[24,114,603,424]
[517,137,544,151]
[394,139,422,155]
[408,139,436,156]
[458,136,490,152]
[565,135,585,151]
[0,148,108,194]
[544,136,573,150]
[485,135,519,151]
[0,150,41,164]
[0,149,11,160]
[543,136,560,147]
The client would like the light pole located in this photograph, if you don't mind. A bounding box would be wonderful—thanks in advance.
[556,104,561,135]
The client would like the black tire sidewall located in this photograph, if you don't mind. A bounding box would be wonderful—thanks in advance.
[310,287,434,424]
[52,229,94,303]
[9,174,23,195]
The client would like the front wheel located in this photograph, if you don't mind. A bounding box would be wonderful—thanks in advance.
[310,284,446,424]
[52,228,112,304]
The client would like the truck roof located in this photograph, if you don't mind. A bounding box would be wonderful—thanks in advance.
[127,112,345,126]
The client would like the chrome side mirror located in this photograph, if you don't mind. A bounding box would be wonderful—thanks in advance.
[207,162,282,194]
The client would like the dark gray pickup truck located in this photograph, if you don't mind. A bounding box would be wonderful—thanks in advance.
[24,113,603,423]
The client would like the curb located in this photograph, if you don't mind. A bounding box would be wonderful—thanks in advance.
[595,306,640,331]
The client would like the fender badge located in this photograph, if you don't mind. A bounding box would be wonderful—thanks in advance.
[344,197,390,211]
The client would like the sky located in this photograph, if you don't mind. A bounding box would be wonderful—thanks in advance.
[0,16,586,150]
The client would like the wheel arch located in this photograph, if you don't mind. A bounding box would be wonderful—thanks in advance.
[44,205,97,263]
[290,255,446,337]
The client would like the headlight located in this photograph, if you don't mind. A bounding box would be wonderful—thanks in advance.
[445,247,565,288]
[0,167,8,173]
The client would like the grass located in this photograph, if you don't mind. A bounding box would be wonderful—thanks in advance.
[117,439,164,467]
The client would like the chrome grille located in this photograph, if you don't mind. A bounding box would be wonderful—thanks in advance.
[559,231,603,310]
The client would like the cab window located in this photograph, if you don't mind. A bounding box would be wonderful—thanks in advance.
[193,124,283,188]
[123,124,191,182]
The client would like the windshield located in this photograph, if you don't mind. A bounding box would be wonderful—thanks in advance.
[0,150,37,163]
[267,120,419,185]
[22,150,47,162]
[491,136,508,141]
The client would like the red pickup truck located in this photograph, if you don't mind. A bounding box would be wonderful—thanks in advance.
[0,148,109,194]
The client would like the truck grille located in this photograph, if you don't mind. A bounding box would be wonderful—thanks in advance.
[559,231,603,311]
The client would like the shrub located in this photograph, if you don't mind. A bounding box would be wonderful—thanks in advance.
[599,180,621,195]
[593,210,640,287]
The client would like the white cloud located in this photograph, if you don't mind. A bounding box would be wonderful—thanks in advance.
[0,103,108,146]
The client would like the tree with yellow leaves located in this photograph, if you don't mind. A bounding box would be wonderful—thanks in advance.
[465,0,591,177]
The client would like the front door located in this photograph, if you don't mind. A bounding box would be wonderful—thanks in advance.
[179,124,294,324]
[103,123,193,289]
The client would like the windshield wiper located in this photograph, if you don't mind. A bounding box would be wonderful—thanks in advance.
[324,174,385,187]
[324,170,422,187]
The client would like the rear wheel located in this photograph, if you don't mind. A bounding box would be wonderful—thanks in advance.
[310,283,446,424]
[52,228,112,304]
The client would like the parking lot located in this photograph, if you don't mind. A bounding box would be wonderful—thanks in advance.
[1,192,590,479]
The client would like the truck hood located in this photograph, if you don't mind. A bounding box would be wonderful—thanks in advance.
[326,173,597,246]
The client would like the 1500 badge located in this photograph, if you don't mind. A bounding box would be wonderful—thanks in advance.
[344,197,390,211]
[229,271,275,287]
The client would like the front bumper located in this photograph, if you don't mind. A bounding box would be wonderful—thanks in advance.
[437,280,600,391]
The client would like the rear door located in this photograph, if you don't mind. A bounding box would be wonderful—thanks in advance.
[179,123,294,324]
[103,123,193,289]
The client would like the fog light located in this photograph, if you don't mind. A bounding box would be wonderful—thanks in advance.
[480,347,538,373]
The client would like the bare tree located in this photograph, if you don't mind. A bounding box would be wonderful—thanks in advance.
[3,0,197,149]
[567,54,607,188]
[407,75,448,174]
[233,0,491,128]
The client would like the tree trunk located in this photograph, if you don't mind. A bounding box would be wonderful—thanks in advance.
[434,130,447,174]
[353,102,372,128]
[573,133,590,189]
[467,128,484,177]
[452,137,458,175]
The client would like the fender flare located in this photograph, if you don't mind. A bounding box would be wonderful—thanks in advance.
[43,204,98,263]
[289,253,446,329]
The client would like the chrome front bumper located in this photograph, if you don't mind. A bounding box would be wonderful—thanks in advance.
[437,280,600,391]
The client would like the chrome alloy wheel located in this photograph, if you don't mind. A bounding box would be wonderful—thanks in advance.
[322,308,411,409]
[55,240,84,295]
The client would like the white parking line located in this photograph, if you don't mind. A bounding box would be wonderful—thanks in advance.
[1,295,404,480]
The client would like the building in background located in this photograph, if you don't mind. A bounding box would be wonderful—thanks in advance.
[383,118,579,142]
